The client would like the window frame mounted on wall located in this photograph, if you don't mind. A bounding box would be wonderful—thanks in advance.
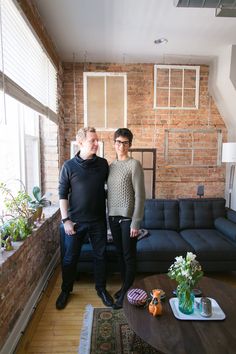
[83,72,127,131]
[154,65,200,110]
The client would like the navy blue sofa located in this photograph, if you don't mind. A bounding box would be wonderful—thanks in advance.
[77,198,236,273]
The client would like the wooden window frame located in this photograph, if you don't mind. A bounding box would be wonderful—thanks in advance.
[164,128,222,167]
[83,72,127,131]
[129,148,156,198]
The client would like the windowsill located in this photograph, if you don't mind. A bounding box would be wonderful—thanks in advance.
[0,204,60,266]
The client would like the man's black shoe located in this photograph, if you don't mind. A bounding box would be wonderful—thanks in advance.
[113,294,125,310]
[56,291,70,310]
[97,289,114,307]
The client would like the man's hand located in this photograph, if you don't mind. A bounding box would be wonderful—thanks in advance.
[64,220,76,235]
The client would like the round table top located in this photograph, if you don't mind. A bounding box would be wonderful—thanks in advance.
[123,274,236,354]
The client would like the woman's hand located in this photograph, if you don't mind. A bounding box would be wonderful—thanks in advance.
[130,228,139,238]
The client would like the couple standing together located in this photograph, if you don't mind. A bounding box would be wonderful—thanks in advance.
[56,127,145,310]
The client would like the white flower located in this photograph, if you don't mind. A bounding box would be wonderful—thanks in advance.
[186,252,196,261]
[175,256,184,263]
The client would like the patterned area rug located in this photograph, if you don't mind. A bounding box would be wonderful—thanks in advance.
[79,305,159,354]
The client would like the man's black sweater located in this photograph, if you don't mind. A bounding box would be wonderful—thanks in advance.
[59,153,108,223]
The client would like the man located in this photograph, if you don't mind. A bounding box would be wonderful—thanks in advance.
[56,127,113,309]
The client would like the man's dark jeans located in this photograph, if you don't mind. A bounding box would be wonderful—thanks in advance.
[60,220,107,293]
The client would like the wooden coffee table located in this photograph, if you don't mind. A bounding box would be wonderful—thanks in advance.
[123,274,236,354]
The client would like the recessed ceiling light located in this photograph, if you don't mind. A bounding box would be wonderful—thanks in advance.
[154,38,168,45]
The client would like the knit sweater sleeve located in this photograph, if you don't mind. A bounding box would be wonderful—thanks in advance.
[131,160,145,229]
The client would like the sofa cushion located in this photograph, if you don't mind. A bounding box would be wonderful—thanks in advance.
[227,209,236,223]
[180,229,236,262]
[136,230,194,261]
[214,217,236,242]
[179,198,226,230]
[141,199,179,230]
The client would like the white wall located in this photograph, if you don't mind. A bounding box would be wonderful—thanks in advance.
[209,45,236,210]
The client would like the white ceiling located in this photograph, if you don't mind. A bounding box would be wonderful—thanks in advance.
[33,0,236,64]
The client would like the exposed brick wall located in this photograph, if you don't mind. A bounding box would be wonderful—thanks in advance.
[0,209,60,351]
[62,63,227,198]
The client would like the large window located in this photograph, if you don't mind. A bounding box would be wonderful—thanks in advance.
[0,93,40,197]
[154,65,200,110]
[84,72,127,130]
[0,0,58,208]
[0,0,57,118]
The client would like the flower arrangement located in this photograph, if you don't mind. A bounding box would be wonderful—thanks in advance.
[168,252,203,314]
[168,252,203,289]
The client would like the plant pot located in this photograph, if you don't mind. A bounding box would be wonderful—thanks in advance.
[32,207,43,222]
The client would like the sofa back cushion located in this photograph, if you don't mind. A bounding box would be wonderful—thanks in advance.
[141,199,179,230]
[179,198,226,230]
[227,209,236,223]
[214,217,236,242]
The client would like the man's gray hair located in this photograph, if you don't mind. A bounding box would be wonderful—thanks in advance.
[76,127,96,142]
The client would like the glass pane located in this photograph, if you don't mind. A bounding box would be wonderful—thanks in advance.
[170,69,182,88]
[168,132,192,148]
[194,149,217,165]
[170,89,182,107]
[131,151,142,163]
[156,88,169,107]
[25,137,40,196]
[184,69,196,88]
[183,89,195,107]
[168,149,192,165]
[193,131,217,149]
[157,68,169,87]
[87,77,105,128]
[107,76,124,129]
[144,170,153,199]
[143,151,153,168]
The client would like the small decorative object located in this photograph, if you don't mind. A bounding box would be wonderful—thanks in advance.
[4,236,14,251]
[148,289,162,316]
[199,297,212,317]
[127,288,148,306]
[168,252,203,315]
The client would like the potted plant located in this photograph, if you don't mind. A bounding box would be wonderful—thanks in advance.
[0,182,34,250]
[29,186,51,221]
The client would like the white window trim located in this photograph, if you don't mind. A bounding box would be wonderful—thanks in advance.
[83,72,127,131]
[154,65,200,110]
[0,73,58,123]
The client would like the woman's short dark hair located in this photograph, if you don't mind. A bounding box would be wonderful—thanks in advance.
[114,128,133,144]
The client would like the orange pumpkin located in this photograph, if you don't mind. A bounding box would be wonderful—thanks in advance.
[148,289,162,316]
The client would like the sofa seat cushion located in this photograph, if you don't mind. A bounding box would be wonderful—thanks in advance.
[180,229,236,261]
[136,230,194,261]
[79,242,117,262]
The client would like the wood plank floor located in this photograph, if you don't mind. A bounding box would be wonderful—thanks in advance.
[15,265,236,354]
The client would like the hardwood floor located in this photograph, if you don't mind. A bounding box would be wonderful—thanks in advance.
[15,265,236,354]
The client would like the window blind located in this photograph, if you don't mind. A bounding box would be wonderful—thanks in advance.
[0,0,57,115]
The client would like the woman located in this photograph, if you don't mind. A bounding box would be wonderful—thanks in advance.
[107,128,145,309]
